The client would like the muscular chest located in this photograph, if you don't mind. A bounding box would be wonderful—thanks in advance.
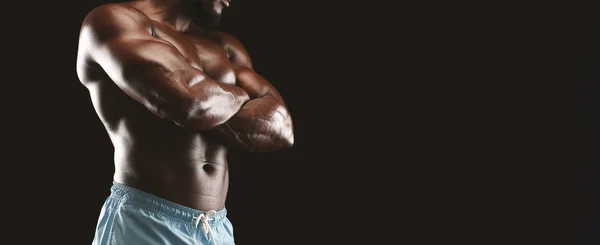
[152,22,236,85]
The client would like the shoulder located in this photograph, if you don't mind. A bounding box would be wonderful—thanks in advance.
[211,31,256,69]
[83,3,148,25]
[76,4,152,78]
[81,3,150,40]
[213,31,253,68]
[212,31,246,50]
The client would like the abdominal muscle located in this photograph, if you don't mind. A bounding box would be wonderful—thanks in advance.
[89,71,231,211]
[111,124,231,211]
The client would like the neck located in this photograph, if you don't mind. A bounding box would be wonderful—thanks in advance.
[133,0,193,31]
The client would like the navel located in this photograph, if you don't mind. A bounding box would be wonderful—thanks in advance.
[150,25,157,37]
[202,163,215,174]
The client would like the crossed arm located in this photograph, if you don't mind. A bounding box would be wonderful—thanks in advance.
[79,5,293,152]
[211,33,294,151]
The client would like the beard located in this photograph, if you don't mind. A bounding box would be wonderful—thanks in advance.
[188,0,223,29]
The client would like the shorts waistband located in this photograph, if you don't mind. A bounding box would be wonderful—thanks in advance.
[109,182,227,225]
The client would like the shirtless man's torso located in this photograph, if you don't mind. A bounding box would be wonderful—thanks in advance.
[76,1,293,243]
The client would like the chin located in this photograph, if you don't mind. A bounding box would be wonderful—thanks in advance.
[191,5,223,28]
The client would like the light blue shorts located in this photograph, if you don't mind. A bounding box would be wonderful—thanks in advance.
[92,182,235,245]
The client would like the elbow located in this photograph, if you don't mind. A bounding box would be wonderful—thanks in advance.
[275,104,294,149]
[237,118,294,153]
[282,133,294,149]
[280,121,294,149]
[249,113,294,152]
[281,106,294,148]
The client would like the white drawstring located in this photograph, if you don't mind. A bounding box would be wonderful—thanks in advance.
[194,210,217,245]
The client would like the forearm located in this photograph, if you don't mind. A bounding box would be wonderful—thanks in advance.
[215,95,294,152]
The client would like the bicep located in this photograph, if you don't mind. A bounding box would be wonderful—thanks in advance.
[81,5,214,123]
[92,34,206,120]
[94,37,197,98]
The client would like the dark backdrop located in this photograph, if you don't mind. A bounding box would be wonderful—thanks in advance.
[3,1,585,244]
[578,0,600,243]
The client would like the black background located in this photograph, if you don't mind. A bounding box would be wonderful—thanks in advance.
[578,0,600,244]
[3,1,588,244]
